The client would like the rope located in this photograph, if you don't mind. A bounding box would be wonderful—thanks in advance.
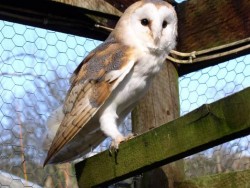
[167,37,250,64]
[94,24,250,64]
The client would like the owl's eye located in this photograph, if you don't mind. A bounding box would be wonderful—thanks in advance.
[162,20,168,28]
[141,19,149,26]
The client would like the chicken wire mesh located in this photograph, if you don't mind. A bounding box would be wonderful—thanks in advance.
[0,20,249,187]
[179,56,250,178]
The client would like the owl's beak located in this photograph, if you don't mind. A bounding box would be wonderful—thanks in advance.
[154,36,160,46]
[152,30,161,46]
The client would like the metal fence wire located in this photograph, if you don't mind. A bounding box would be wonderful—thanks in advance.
[0,20,249,187]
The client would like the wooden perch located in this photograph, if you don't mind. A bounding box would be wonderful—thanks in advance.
[75,87,250,187]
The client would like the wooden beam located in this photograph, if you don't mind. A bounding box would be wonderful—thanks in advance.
[176,169,250,188]
[103,0,177,12]
[103,0,138,12]
[0,0,119,41]
[75,87,250,187]
[176,0,250,75]
[53,0,122,16]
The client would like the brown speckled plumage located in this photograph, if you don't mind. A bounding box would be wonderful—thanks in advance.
[44,40,135,164]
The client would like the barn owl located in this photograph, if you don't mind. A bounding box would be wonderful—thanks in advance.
[43,0,177,165]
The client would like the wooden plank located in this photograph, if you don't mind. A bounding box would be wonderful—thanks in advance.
[75,87,250,187]
[103,0,137,12]
[176,169,250,188]
[0,0,119,41]
[176,0,250,75]
[53,0,122,16]
[103,0,176,12]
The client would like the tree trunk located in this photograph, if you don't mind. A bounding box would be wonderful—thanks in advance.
[132,61,184,188]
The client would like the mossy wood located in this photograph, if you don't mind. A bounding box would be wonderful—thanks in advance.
[75,87,250,187]
[176,169,250,188]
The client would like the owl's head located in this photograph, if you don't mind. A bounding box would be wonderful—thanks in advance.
[112,0,177,56]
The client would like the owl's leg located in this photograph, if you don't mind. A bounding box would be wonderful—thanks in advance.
[99,113,125,151]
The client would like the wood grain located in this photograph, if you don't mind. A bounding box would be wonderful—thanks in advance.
[132,62,183,188]
[176,0,250,75]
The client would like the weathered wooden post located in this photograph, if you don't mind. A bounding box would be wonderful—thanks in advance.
[132,61,184,188]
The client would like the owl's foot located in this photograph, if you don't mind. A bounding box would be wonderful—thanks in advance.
[109,133,135,154]
[109,135,124,154]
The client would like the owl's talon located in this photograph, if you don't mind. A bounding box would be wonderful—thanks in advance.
[109,133,136,154]
[109,145,119,155]
[109,135,125,154]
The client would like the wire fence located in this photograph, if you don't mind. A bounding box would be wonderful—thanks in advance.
[179,56,250,178]
[0,20,249,187]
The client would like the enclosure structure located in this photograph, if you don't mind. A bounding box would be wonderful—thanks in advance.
[0,0,249,188]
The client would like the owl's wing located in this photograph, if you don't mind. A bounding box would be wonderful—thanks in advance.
[44,40,136,165]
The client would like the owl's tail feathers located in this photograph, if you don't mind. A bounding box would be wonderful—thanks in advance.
[42,105,65,150]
